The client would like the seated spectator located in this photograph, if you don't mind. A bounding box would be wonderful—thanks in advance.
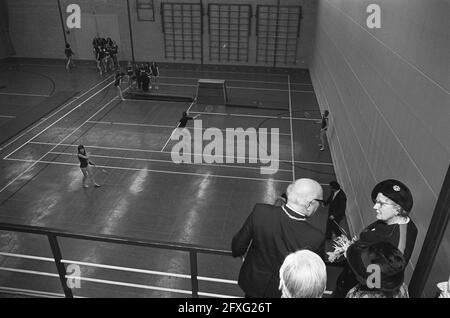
[345,241,409,298]
[279,250,327,298]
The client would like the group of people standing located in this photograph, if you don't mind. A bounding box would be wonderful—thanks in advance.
[93,37,119,75]
[125,61,160,92]
[232,178,418,298]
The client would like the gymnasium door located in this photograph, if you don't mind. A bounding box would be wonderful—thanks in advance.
[67,13,122,61]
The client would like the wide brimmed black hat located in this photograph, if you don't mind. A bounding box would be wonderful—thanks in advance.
[347,241,406,291]
[371,179,413,212]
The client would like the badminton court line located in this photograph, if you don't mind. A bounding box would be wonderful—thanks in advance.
[160,101,197,152]
[4,157,293,184]
[27,141,335,166]
[47,151,293,173]
[159,75,313,86]
[288,75,296,182]
[0,96,119,194]
[3,77,115,160]
[2,61,314,85]
[156,82,314,94]
[0,92,50,97]
[86,121,293,136]
[189,111,320,121]
[0,76,114,151]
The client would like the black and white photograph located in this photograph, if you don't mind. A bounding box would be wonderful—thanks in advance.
[0,0,448,302]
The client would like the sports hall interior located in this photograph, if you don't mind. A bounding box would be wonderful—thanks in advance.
[0,0,448,298]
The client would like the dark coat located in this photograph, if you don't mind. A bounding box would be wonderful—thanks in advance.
[231,203,324,298]
[326,189,347,223]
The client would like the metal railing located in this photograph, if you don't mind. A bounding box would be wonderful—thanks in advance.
[0,222,234,298]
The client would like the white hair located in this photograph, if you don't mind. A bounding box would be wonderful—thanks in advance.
[279,250,327,298]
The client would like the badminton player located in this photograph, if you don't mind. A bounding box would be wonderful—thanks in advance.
[317,110,329,151]
[77,145,100,188]
[178,111,200,128]
[65,43,75,70]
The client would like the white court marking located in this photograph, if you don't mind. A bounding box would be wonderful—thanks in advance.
[0,92,50,97]
[26,141,334,166]
[159,75,313,86]
[48,151,293,173]
[156,82,314,93]
[0,94,119,194]
[4,157,293,184]
[1,76,114,154]
[0,115,16,119]
[86,120,292,136]
[190,111,320,121]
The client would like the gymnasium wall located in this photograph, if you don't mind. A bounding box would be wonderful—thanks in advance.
[0,0,14,59]
[310,0,449,297]
[7,0,317,68]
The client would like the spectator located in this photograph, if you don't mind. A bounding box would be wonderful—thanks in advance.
[324,180,347,239]
[126,61,135,87]
[111,41,119,70]
[333,179,417,297]
[150,62,160,90]
[96,45,106,75]
[279,250,327,298]
[137,64,146,90]
[115,71,125,101]
[346,241,409,298]
[231,178,325,298]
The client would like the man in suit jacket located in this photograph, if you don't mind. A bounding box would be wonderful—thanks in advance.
[231,179,325,298]
[325,181,347,239]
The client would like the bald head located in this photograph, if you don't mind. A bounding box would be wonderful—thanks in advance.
[286,179,323,216]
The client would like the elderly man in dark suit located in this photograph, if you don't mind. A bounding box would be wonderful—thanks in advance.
[324,181,347,239]
[231,178,325,298]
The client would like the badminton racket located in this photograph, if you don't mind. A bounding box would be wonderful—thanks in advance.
[92,163,108,174]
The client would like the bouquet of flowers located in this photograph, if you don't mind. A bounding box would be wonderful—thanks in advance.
[326,234,358,263]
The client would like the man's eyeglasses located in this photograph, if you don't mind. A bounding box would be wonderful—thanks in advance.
[308,199,326,207]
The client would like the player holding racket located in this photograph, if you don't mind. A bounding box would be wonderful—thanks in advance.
[77,145,100,188]
[317,110,329,151]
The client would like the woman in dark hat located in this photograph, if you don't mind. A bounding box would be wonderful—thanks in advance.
[346,241,409,298]
[332,179,417,297]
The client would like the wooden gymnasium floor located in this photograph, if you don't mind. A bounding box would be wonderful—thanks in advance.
[0,58,343,298]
